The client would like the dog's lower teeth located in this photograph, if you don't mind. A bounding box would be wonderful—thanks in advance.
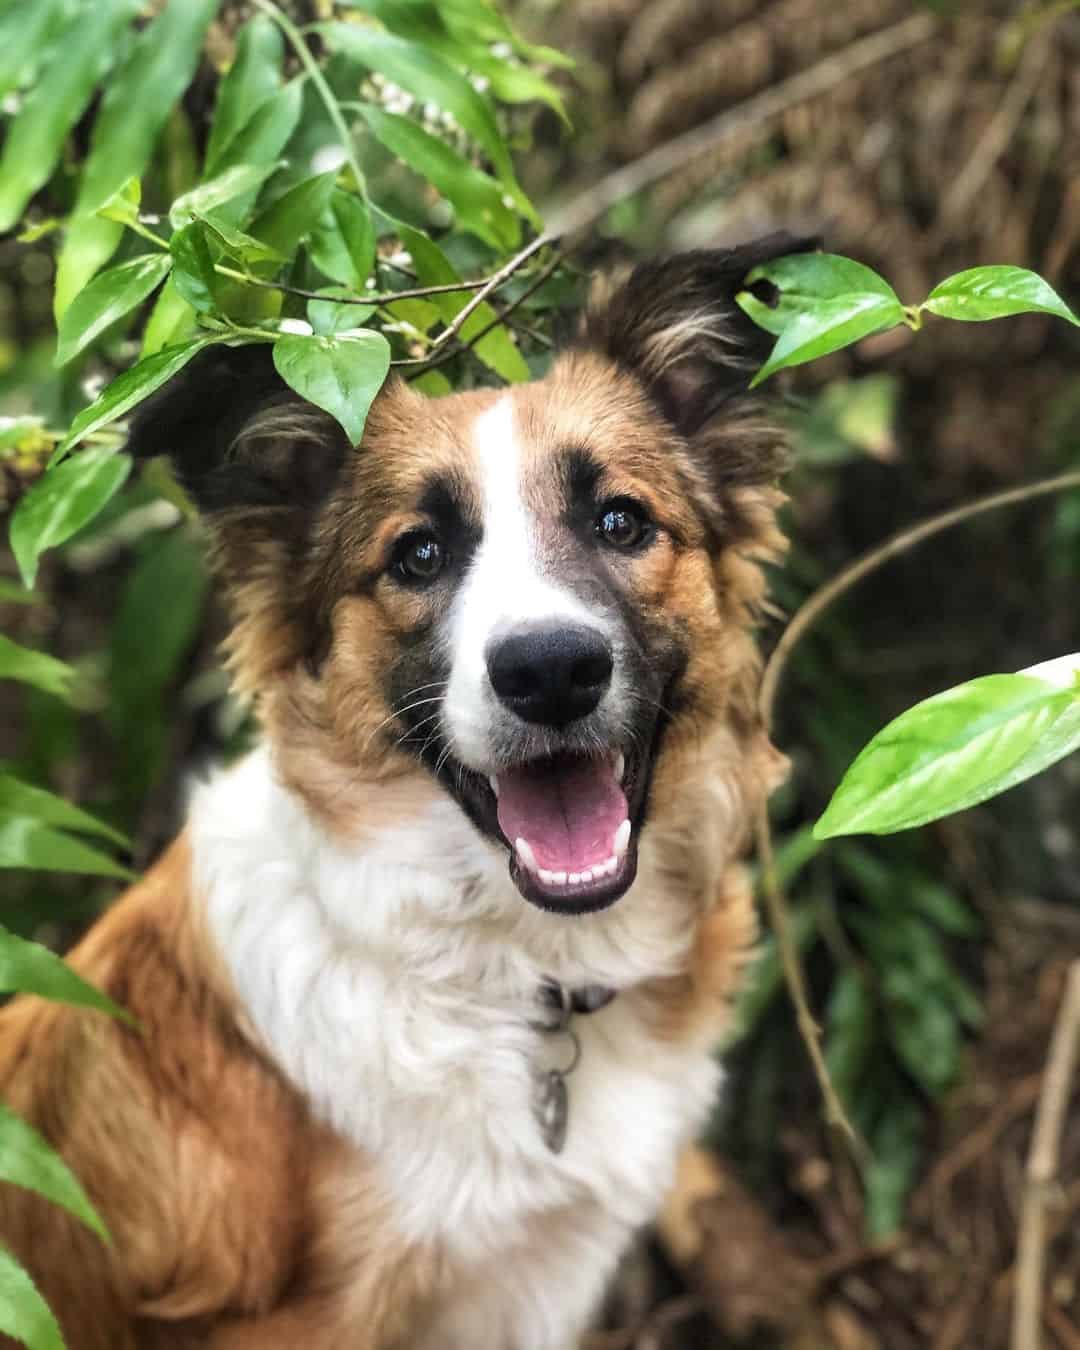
[613,752,625,784]
[515,837,538,873]
[489,775,500,797]
[613,819,631,858]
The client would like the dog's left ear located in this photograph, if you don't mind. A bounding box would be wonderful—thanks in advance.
[582,232,817,439]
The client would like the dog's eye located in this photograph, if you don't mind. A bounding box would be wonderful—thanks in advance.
[596,499,652,552]
[393,532,445,584]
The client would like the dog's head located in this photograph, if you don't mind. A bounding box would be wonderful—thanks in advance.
[128,235,806,914]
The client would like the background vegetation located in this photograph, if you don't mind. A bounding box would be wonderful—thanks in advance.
[1,1,1079,1347]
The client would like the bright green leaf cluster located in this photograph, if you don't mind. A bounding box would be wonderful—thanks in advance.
[739,257,1079,384]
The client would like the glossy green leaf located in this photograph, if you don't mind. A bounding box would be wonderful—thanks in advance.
[0,776,128,849]
[169,163,282,230]
[0,1102,107,1242]
[75,0,221,216]
[272,332,391,446]
[922,265,1080,326]
[358,106,518,250]
[0,0,139,233]
[0,637,74,701]
[435,0,574,69]
[169,223,217,314]
[814,667,1080,839]
[54,214,123,321]
[205,14,284,174]
[208,80,303,198]
[322,24,536,219]
[55,340,213,461]
[250,173,337,257]
[54,255,172,368]
[392,219,529,382]
[0,0,66,96]
[309,190,376,291]
[141,276,196,358]
[10,449,132,587]
[94,176,142,228]
[307,290,376,336]
[0,925,128,1020]
[0,818,132,880]
[0,1245,63,1350]
[737,254,904,386]
[337,0,568,120]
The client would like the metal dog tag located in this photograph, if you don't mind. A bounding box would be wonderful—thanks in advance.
[533,1069,569,1154]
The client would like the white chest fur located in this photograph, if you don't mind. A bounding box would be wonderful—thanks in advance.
[193,748,722,1343]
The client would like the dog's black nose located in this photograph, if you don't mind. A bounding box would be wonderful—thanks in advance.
[487,625,613,727]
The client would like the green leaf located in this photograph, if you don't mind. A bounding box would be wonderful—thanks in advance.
[272,332,391,446]
[54,255,172,368]
[205,14,285,174]
[737,254,905,387]
[169,163,282,230]
[169,223,218,315]
[434,0,574,69]
[0,637,74,701]
[74,0,222,217]
[814,668,1080,839]
[307,290,376,336]
[54,340,213,461]
[321,24,536,219]
[0,1245,64,1350]
[309,190,376,291]
[54,215,123,321]
[0,0,65,98]
[10,449,132,588]
[0,818,133,881]
[94,176,142,228]
[208,80,304,197]
[0,925,129,1020]
[358,106,519,250]
[141,276,196,358]
[0,1102,108,1242]
[922,265,1080,326]
[0,0,139,233]
[823,968,876,1109]
[391,219,529,382]
[0,776,128,850]
[864,1092,923,1238]
[249,172,337,257]
[337,0,569,121]
[881,968,959,1098]
[409,368,453,397]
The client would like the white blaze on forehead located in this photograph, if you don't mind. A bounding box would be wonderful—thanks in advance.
[443,394,599,767]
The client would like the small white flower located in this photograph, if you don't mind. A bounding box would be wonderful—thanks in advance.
[278,319,314,336]
[312,144,347,175]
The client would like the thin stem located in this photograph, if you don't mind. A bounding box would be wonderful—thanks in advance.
[252,0,367,198]
[396,249,563,372]
[760,469,1080,730]
[211,261,507,307]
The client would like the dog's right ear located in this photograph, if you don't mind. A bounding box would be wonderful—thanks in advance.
[125,344,347,515]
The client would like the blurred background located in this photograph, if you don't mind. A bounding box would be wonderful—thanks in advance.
[2,2,1080,1347]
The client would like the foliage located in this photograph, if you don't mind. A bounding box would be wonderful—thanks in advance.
[0,0,569,1341]
[737,255,1079,385]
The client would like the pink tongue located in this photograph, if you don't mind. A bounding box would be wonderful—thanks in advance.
[496,755,627,873]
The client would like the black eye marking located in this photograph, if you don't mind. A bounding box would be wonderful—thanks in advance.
[392,531,446,585]
[595,497,654,552]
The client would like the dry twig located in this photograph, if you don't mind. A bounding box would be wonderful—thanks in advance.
[1012,961,1080,1350]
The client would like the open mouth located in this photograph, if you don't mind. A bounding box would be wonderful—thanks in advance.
[490,749,641,913]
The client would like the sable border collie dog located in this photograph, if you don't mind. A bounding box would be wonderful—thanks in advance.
[0,236,805,1350]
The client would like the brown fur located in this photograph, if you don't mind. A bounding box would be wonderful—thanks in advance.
[0,241,804,1345]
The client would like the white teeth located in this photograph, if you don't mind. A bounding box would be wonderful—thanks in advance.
[568,872,581,885]
[551,871,567,885]
[613,819,631,858]
[515,837,538,873]
[613,752,625,784]
[579,868,594,884]
[539,868,556,884]
[535,855,620,888]
[489,775,500,797]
